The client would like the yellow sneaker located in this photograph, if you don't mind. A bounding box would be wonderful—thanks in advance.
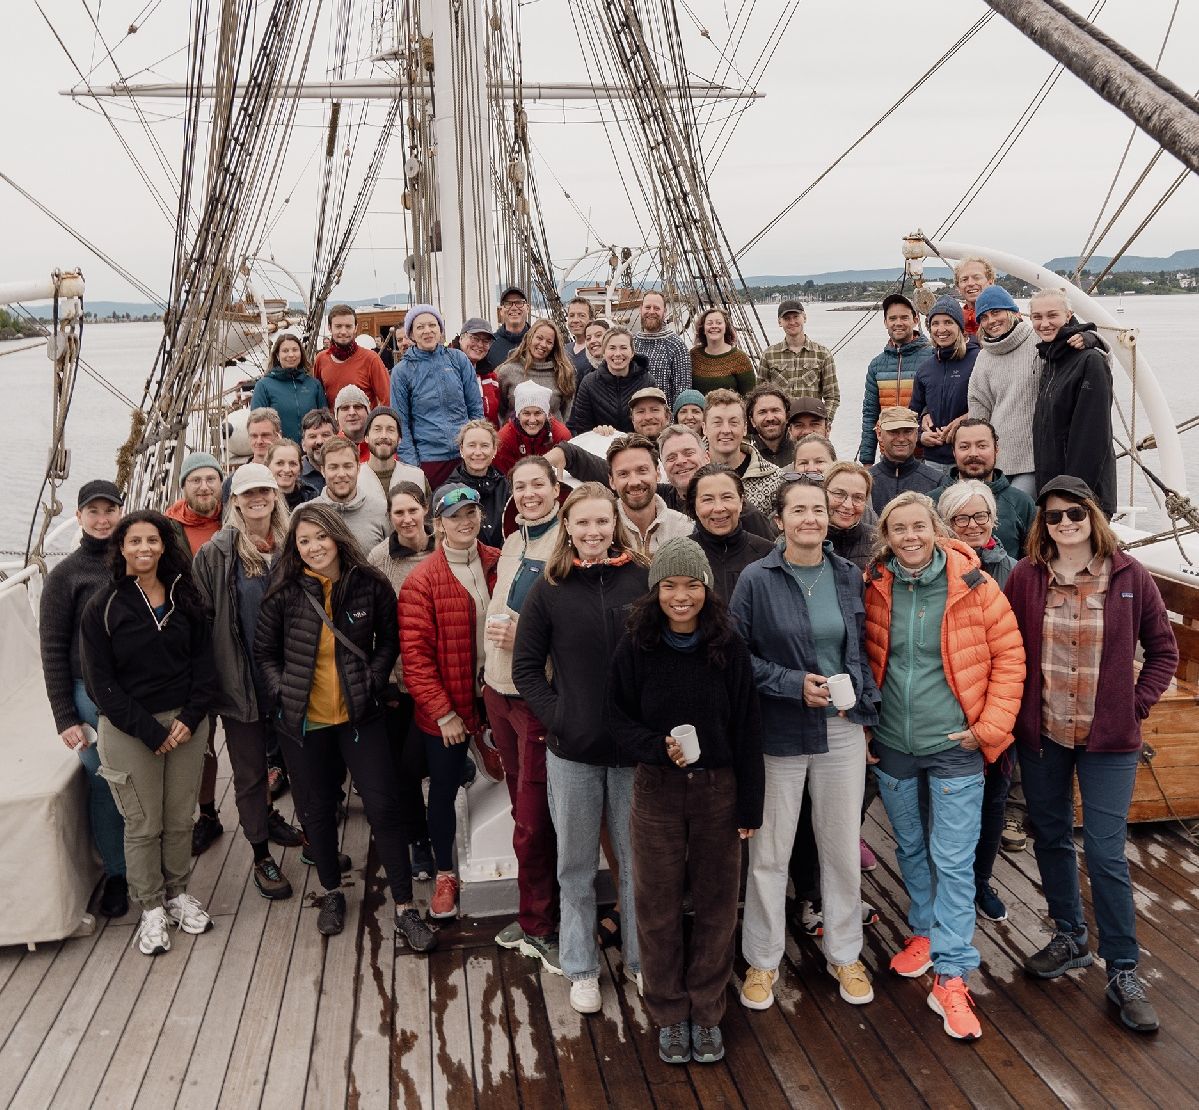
[739,966,779,1011]
[828,960,874,1005]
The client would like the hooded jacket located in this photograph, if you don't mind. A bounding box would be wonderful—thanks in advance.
[253,563,398,738]
[910,335,981,465]
[864,538,1025,763]
[448,461,510,549]
[80,574,218,751]
[1033,319,1116,517]
[164,498,222,555]
[315,483,388,553]
[390,344,484,464]
[729,541,880,756]
[250,366,327,443]
[399,542,501,734]
[935,467,1035,558]
[689,522,774,602]
[859,335,931,464]
[512,558,649,766]
[566,354,654,435]
[1003,550,1177,754]
[867,455,943,514]
[494,415,572,479]
[968,318,1039,477]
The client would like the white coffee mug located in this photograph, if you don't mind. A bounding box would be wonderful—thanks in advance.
[825,673,856,712]
[670,724,701,765]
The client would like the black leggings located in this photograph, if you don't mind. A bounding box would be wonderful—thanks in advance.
[415,726,471,873]
[282,716,414,904]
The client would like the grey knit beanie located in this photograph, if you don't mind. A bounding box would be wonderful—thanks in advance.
[179,451,222,483]
[648,536,714,590]
[927,295,965,330]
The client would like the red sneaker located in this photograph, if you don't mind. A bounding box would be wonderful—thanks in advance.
[473,735,506,784]
[890,935,932,978]
[430,873,460,919]
[928,974,981,1040]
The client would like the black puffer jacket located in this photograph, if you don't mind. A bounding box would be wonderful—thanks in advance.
[566,354,653,435]
[690,523,774,602]
[253,564,399,739]
[449,461,510,549]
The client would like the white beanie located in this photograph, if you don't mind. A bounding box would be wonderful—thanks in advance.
[513,379,552,417]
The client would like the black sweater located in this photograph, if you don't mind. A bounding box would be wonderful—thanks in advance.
[690,523,774,602]
[608,634,764,829]
[80,575,218,751]
[39,533,112,732]
[512,559,649,766]
[449,462,510,549]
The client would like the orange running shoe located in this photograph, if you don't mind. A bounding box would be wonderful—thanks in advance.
[928,974,981,1040]
[430,873,460,919]
[890,935,932,978]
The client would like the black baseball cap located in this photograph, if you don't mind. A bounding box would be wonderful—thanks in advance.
[1036,474,1096,506]
[788,396,828,421]
[499,286,528,304]
[881,293,917,316]
[777,299,805,318]
[78,480,124,509]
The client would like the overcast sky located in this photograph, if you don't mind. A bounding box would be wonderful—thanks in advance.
[2,0,1196,303]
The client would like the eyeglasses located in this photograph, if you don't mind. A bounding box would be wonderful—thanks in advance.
[435,487,482,514]
[1043,506,1088,525]
[780,472,824,486]
[828,488,868,507]
[502,298,528,307]
[949,510,992,529]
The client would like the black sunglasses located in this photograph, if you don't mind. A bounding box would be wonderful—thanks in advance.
[1043,506,1088,525]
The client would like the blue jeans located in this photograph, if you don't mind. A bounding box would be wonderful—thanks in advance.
[1018,741,1140,966]
[876,763,983,979]
[546,751,638,982]
[74,680,126,877]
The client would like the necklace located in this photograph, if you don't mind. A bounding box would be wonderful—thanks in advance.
[790,558,826,597]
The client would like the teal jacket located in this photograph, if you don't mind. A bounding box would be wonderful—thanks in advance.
[935,467,1035,558]
[250,366,327,443]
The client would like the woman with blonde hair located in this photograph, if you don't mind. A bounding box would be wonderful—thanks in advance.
[512,482,649,1014]
[1004,476,1177,1033]
[864,490,1024,1041]
[193,463,302,901]
[496,317,577,421]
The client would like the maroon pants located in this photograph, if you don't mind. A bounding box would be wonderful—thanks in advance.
[419,458,461,490]
[483,686,559,938]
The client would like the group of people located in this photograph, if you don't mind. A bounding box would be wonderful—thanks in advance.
[39,268,1177,1069]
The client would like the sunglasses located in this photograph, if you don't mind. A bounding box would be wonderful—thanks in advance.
[436,487,481,513]
[1043,506,1088,525]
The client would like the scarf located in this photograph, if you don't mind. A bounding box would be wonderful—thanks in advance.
[330,340,357,360]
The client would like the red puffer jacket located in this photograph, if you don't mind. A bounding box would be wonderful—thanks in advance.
[398,542,500,734]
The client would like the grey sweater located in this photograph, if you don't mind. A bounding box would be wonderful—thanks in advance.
[968,319,1039,477]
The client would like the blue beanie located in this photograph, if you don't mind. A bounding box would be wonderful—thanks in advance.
[974,285,1019,319]
[672,388,706,418]
[927,295,965,330]
[180,451,222,483]
[404,303,445,338]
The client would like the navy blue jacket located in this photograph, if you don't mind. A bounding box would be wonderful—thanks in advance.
[910,337,980,465]
[728,541,879,756]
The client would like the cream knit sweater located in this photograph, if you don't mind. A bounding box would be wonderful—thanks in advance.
[968,318,1040,477]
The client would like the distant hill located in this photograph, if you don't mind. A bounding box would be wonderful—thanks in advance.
[744,267,953,286]
[1041,250,1199,273]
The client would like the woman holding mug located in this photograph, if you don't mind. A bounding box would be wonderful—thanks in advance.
[730,475,880,1013]
[864,491,1024,1041]
[610,537,762,1065]
[1004,476,1177,1033]
[81,510,218,955]
[512,482,648,1014]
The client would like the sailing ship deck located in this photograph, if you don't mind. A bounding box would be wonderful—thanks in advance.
[2,738,1197,1110]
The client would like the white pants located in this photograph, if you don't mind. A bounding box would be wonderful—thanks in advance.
[742,718,867,969]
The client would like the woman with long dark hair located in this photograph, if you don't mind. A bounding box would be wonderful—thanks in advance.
[1004,476,1177,1033]
[253,503,435,950]
[80,510,218,956]
[610,537,762,1065]
[512,482,649,1015]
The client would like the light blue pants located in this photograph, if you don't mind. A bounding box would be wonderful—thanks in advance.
[875,765,984,979]
[73,679,126,877]
[546,751,638,982]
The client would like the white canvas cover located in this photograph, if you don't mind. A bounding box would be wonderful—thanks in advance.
[0,585,99,947]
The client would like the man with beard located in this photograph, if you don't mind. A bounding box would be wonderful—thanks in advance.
[867,406,943,513]
[489,286,531,366]
[758,300,839,422]
[628,386,671,444]
[299,408,336,493]
[335,384,372,447]
[316,436,389,552]
[313,304,391,410]
[703,388,785,519]
[746,385,794,468]
[606,433,691,556]
[360,406,431,501]
[859,294,930,465]
[166,452,224,552]
[936,418,1035,557]
[632,290,691,407]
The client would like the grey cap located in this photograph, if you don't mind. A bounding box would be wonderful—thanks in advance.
[460,317,495,338]
[778,299,805,317]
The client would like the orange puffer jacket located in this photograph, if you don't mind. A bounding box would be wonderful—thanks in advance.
[864,538,1025,763]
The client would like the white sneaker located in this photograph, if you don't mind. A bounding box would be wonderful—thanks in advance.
[624,965,643,996]
[569,976,602,1014]
[134,906,171,956]
[166,892,213,935]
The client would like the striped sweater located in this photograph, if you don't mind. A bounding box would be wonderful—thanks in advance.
[858,336,930,463]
